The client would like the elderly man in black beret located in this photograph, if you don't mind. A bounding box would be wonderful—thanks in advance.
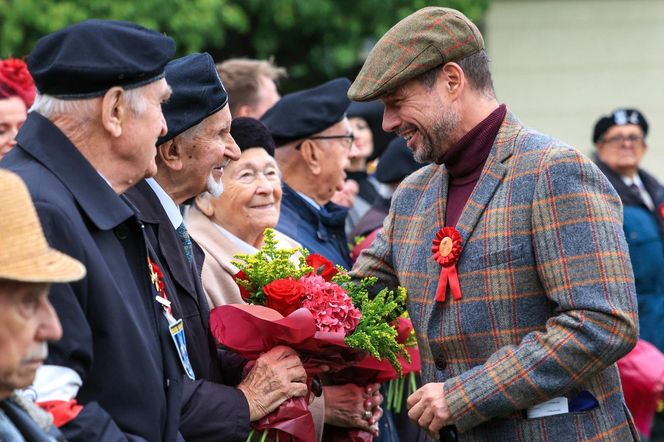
[593,108,664,353]
[0,19,188,441]
[261,78,358,269]
[124,53,309,441]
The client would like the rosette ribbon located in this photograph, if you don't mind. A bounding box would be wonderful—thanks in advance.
[431,227,463,302]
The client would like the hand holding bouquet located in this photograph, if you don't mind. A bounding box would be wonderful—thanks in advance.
[209,229,411,441]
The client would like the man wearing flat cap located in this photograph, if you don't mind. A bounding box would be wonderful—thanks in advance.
[0,169,85,442]
[593,108,664,355]
[350,7,639,441]
[262,78,359,269]
[124,53,309,441]
[0,20,188,440]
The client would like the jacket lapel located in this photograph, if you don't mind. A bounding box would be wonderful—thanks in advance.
[455,112,519,245]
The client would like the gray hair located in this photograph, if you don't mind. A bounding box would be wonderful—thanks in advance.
[30,87,148,121]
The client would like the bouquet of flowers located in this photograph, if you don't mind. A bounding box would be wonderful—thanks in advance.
[209,229,411,442]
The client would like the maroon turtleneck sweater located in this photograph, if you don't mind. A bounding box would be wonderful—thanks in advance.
[442,104,507,227]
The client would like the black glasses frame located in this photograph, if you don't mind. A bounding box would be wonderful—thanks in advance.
[295,134,354,150]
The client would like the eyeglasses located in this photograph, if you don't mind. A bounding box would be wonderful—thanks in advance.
[303,133,355,150]
[601,134,644,146]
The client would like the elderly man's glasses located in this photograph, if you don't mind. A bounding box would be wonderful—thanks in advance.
[298,133,355,150]
[601,134,644,146]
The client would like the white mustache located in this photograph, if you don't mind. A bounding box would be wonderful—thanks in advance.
[21,342,48,364]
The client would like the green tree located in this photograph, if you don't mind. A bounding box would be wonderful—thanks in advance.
[0,0,488,89]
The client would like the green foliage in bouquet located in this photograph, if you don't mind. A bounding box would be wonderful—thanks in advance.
[334,273,410,375]
[232,228,312,304]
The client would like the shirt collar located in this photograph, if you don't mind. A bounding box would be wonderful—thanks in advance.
[146,178,183,229]
[213,224,257,254]
[296,191,321,210]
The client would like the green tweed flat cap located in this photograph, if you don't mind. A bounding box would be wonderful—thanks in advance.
[348,7,484,101]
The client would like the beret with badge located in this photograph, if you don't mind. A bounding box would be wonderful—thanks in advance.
[592,108,649,144]
[348,7,484,101]
[28,19,175,99]
[261,77,351,147]
[158,52,229,145]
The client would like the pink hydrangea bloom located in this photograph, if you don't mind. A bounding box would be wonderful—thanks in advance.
[299,275,361,334]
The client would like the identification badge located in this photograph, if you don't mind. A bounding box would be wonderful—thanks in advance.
[527,397,569,419]
[169,318,196,380]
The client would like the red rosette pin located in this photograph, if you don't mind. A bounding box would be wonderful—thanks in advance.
[431,227,463,302]
[659,203,664,221]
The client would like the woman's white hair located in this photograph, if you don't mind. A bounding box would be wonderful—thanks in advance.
[30,87,148,121]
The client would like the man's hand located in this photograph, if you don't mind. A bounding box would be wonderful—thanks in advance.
[407,382,452,438]
[237,346,308,421]
[323,383,383,436]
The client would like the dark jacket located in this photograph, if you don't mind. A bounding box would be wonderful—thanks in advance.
[277,184,352,268]
[595,159,664,352]
[1,113,184,441]
[124,181,251,441]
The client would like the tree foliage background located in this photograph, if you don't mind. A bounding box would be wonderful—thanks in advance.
[0,0,488,90]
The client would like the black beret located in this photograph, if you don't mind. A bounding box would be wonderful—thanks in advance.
[347,100,396,161]
[28,19,175,99]
[261,77,351,146]
[592,108,649,143]
[375,137,426,184]
[158,53,228,145]
[230,117,275,157]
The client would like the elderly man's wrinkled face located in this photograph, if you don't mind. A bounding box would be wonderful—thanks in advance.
[596,124,647,177]
[381,75,460,164]
[181,106,241,200]
[0,96,27,160]
[209,147,282,245]
[121,79,171,180]
[0,281,61,398]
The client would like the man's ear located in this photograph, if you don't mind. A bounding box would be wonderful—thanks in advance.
[100,87,126,138]
[157,139,184,171]
[194,194,214,217]
[440,62,464,98]
[298,139,322,175]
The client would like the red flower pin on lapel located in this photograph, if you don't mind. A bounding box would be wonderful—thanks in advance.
[431,227,463,302]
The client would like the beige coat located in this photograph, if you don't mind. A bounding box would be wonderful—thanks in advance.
[186,207,325,440]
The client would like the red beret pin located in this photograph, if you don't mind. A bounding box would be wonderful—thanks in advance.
[432,227,463,302]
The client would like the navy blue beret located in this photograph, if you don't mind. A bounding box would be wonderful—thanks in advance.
[28,19,175,99]
[261,77,351,146]
[230,117,275,157]
[593,108,648,143]
[375,137,426,184]
[158,53,228,145]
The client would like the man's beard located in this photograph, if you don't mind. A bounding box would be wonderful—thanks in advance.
[413,108,461,164]
[207,174,224,197]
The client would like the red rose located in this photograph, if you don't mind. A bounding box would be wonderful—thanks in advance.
[233,270,253,301]
[306,254,338,281]
[263,277,305,316]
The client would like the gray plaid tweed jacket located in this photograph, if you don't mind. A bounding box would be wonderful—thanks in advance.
[351,111,639,441]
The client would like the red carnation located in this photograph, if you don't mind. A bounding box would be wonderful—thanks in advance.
[233,270,253,301]
[306,253,338,281]
[0,58,35,107]
[263,277,305,316]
